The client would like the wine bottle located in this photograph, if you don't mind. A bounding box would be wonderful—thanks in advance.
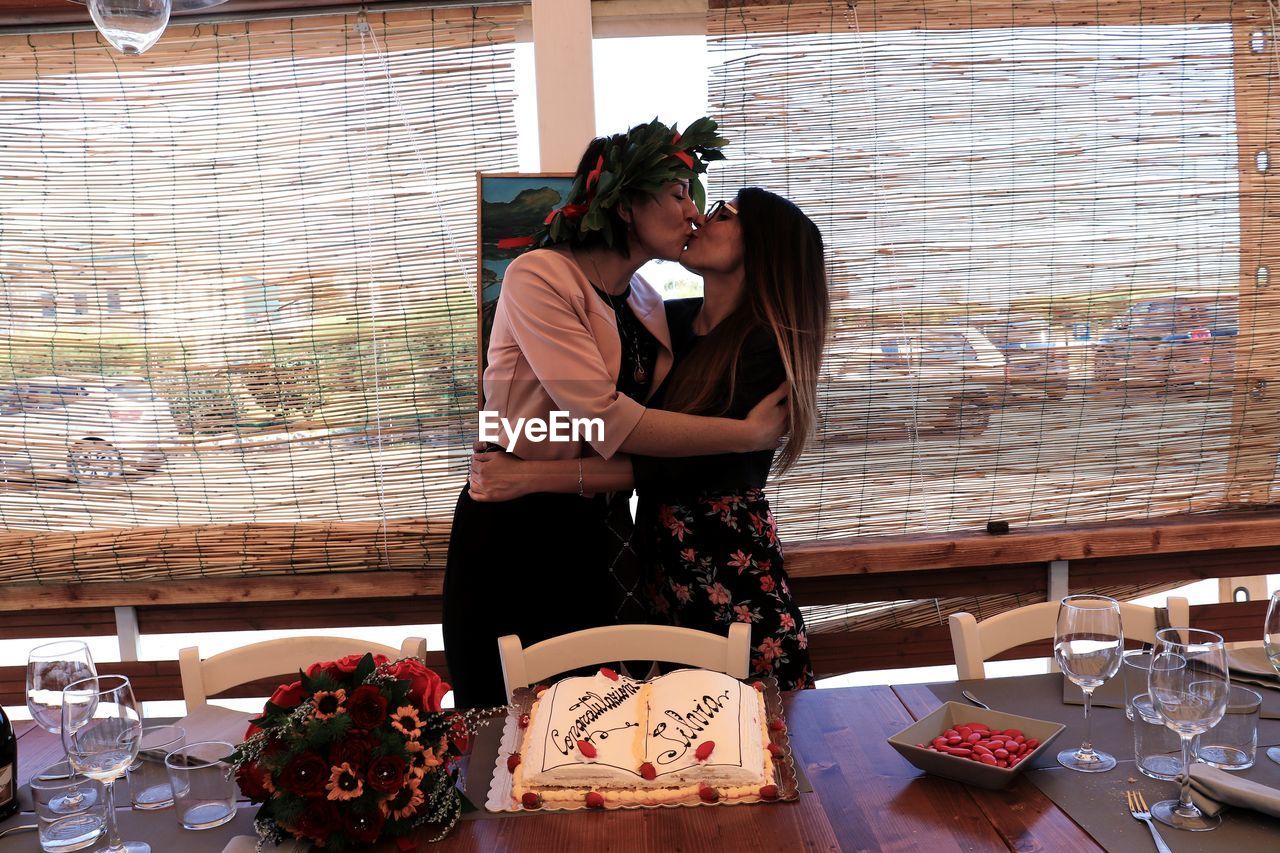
[0,702,16,820]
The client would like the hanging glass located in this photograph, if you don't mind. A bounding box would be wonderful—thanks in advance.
[88,0,171,55]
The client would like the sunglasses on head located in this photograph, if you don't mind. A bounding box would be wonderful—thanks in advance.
[703,200,738,222]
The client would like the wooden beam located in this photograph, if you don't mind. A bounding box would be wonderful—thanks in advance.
[707,0,1252,30]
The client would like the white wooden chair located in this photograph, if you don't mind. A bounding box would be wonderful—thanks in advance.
[497,623,752,702]
[179,635,427,711]
[948,597,1190,680]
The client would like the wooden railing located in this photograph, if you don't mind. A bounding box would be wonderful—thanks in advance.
[1,510,1277,704]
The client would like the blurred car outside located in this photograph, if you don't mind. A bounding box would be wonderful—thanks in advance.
[967,314,1072,403]
[822,325,1004,442]
[1092,298,1237,392]
[0,375,179,484]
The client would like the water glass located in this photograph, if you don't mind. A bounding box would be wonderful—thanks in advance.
[30,761,106,853]
[129,724,185,809]
[1130,693,1181,780]
[1194,685,1262,770]
[166,741,236,830]
[1121,650,1153,721]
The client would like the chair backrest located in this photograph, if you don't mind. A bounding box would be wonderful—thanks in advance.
[179,635,427,711]
[497,623,751,702]
[948,596,1190,680]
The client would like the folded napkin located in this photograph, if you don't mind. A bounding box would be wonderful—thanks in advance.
[1228,647,1280,688]
[221,837,308,853]
[1189,763,1280,819]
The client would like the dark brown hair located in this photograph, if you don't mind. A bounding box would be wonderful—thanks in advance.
[659,187,829,473]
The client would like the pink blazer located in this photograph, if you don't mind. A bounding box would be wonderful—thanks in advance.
[482,248,674,460]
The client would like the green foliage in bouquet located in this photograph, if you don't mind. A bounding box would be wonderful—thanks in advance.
[229,652,490,851]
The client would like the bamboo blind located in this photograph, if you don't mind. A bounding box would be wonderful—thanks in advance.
[708,0,1280,544]
[0,7,521,583]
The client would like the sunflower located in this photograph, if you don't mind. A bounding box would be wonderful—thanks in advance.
[310,689,348,721]
[379,775,426,821]
[325,762,364,801]
[389,705,424,738]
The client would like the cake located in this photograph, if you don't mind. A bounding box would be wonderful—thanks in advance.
[510,668,778,808]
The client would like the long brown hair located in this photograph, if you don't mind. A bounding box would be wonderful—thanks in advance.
[659,187,830,473]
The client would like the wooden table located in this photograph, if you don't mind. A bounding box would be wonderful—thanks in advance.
[11,685,1102,852]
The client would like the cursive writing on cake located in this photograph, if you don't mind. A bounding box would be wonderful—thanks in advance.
[551,682,642,756]
[651,690,733,765]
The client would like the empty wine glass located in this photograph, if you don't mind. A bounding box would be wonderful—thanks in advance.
[88,0,171,55]
[1265,590,1280,765]
[1149,627,1230,831]
[1054,594,1123,772]
[26,641,99,815]
[61,675,151,853]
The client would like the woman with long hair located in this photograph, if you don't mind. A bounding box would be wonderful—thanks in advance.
[470,187,830,689]
[444,123,790,707]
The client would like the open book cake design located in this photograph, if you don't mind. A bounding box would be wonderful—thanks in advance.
[511,668,776,808]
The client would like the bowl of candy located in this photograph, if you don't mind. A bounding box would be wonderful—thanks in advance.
[886,702,1065,790]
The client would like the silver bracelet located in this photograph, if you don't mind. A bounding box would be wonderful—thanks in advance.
[577,459,584,497]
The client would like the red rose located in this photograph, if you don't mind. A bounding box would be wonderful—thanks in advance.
[244,722,263,740]
[294,800,341,842]
[329,732,373,771]
[347,685,389,730]
[388,659,449,712]
[367,755,406,795]
[280,752,329,798]
[306,653,388,683]
[268,680,306,711]
[234,760,273,803]
[343,808,386,845]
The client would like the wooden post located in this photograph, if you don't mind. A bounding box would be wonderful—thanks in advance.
[114,605,140,662]
[532,0,596,170]
[1226,18,1280,503]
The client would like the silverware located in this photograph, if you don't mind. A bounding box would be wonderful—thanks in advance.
[961,690,990,710]
[0,825,37,840]
[1126,790,1172,853]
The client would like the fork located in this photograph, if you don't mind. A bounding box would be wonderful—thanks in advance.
[1126,789,1172,853]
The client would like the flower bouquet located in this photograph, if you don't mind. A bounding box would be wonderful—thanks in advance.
[230,653,485,850]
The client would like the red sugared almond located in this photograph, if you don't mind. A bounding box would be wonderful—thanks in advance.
[751,681,766,692]
[767,742,784,758]
[521,792,541,809]
[585,791,605,809]
[507,753,521,772]
[758,784,779,800]
[694,741,716,761]
[599,667,619,681]
[639,762,656,781]
[768,718,786,733]
[577,740,598,759]
[517,713,530,729]
[698,784,720,803]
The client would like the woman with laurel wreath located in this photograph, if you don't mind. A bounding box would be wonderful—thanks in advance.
[444,119,790,708]
[469,187,830,691]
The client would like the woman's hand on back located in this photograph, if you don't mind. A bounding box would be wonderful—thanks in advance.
[743,382,790,451]
[468,442,532,502]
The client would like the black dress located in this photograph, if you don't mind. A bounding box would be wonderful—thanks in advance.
[632,299,815,690]
[442,284,657,708]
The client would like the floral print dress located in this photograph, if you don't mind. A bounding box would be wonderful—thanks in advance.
[634,299,814,690]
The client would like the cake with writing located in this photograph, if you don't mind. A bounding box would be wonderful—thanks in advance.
[511,668,776,808]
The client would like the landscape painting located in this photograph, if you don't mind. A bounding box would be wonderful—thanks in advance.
[476,172,574,396]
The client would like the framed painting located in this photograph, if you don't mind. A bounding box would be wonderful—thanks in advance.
[476,171,575,402]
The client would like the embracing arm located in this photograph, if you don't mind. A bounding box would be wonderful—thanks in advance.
[618,382,789,456]
[469,446,634,502]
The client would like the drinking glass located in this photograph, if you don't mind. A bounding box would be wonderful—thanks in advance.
[61,675,151,853]
[1265,589,1280,765]
[27,641,99,813]
[1149,627,1230,831]
[1054,594,1123,772]
[30,760,105,852]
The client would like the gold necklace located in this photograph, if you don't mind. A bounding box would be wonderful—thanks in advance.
[580,251,648,386]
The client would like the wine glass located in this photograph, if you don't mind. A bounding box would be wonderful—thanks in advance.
[61,675,151,853]
[1054,594,1124,772]
[26,641,100,813]
[1265,590,1280,765]
[1148,627,1230,831]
